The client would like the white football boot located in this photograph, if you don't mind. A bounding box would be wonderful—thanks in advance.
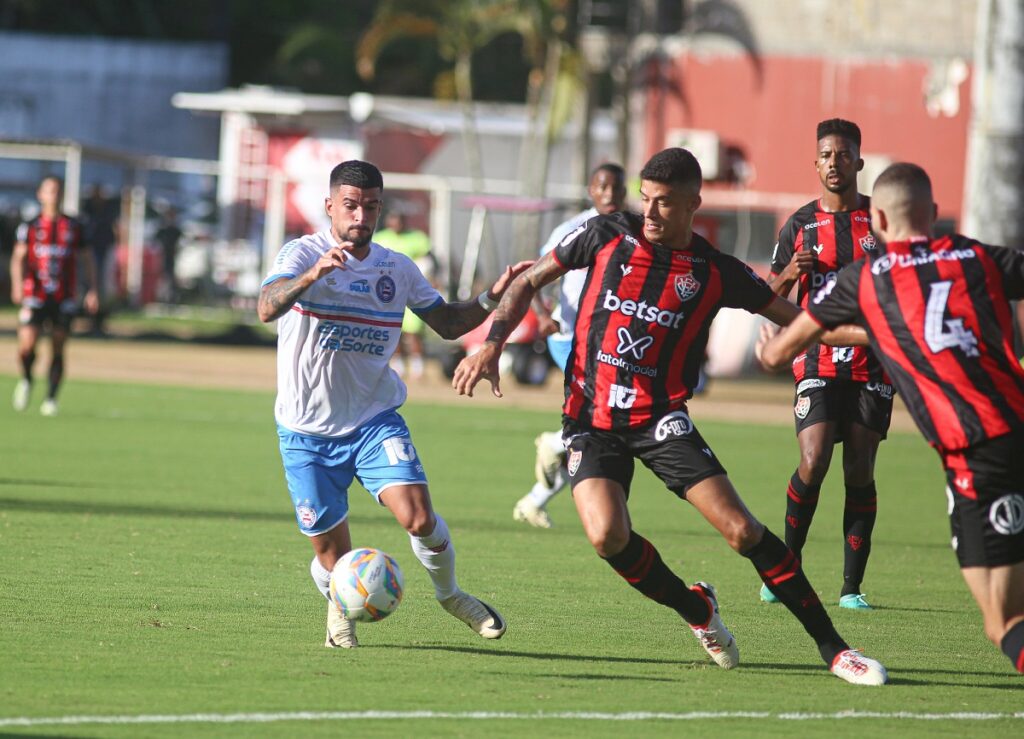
[440,590,507,639]
[325,600,358,649]
[830,649,888,685]
[40,398,58,417]
[12,380,31,412]
[689,582,739,669]
[513,495,553,529]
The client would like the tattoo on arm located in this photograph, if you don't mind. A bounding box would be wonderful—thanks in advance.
[258,275,310,322]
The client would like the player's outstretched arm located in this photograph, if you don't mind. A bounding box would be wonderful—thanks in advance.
[257,245,351,322]
[419,260,533,340]
[452,253,566,398]
[758,294,867,347]
[758,312,825,371]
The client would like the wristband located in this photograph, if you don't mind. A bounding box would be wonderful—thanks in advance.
[477,292,499,312]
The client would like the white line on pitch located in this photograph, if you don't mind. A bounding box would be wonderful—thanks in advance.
[1,710,1024,727]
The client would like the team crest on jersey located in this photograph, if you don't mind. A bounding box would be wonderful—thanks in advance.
[674,273,701,301]
[375,275,396,302]
[794,395,811,419]
[859,234,878,252]
[296,504,318,529]
[567,450,582,477]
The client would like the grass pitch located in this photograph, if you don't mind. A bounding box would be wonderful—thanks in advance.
[0,375,1020,738]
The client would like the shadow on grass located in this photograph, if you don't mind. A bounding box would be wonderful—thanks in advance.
[0,494,287,524]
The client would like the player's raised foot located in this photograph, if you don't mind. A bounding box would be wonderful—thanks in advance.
[534,432,565,488]
[440,590,506,639]
[325,600,358,649]
[689,582,739,669]
[513,495,553,529]
[839,593,872,610]
[759,583,780,603]
[39,398,58,417]
[12,380,31,412]
[830,649,888,685]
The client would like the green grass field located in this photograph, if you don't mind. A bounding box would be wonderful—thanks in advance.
[0,376,1020,738]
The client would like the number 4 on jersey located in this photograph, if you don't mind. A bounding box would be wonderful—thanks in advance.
[925,281,979,357]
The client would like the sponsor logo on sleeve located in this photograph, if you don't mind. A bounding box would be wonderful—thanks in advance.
[559,223,587,247]
[811,275,838,304]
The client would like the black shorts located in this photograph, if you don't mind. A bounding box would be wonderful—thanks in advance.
[18,299,74,331]
[562,411,727,500]
[941,431,1024,568]
[793,377,894,440]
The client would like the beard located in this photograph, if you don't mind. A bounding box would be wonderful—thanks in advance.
[345,226,373,249]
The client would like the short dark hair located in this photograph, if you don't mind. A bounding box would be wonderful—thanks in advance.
[873,162,932,201]
[640,148,702,191]
[592,162,626,184]
[329,160,383,191]
[816,118,861,148]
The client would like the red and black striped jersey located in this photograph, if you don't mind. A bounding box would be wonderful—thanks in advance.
[771,197,886,383]
[552,211,775,431]
[15,214,85,306]
[807,234,1024,453]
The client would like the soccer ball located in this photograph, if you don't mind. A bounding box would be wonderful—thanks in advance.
[329,548,404,622]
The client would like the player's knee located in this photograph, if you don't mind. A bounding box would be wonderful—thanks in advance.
[400,510,435,537]
[588,527,629,558]
[799,452,830,484]
[723,517,764,553]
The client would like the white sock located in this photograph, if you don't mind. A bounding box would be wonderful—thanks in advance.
[543,432,565,457]
[526,468,567,508]
[310,556,332,600]
[410,514,458,600]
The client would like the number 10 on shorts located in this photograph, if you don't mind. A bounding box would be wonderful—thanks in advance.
[382,437,418,465]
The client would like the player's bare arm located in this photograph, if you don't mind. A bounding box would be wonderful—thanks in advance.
[9,240,26,304]
[257,246,351,322]
[758,294,867,348]
[452,253,567,398]
[758,311,825,371]
[768,250,816,297]
[419,260,533,340]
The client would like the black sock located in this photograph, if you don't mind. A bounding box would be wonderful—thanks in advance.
[745,528,848,664]
[47,355,64,400]
[842,482,877,597]
[784,471,820,556]
[1001,621,1024,674]
[604,531,710,625]
[20,350,35,382]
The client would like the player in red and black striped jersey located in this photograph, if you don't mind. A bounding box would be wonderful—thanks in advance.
[454,148,888,685]
[765,119,892,610]
[761,162,1024,675]
[9,176,98,416]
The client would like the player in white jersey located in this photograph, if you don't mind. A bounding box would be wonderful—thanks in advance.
[513,164,626,528]
[258,160,530,649]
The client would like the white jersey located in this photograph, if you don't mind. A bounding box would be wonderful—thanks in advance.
[265,230,443,438]
[540,207,597,339]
